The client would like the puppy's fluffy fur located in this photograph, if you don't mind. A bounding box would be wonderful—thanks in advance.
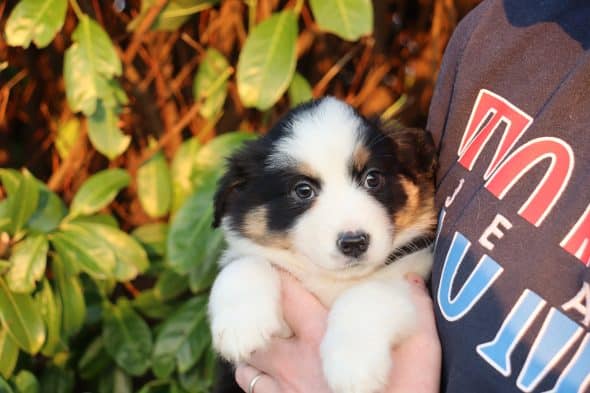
[209,97,436,393]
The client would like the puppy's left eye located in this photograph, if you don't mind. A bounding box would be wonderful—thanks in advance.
[362,169,384,190]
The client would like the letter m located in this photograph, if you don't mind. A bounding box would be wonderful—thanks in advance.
[458,89,533,179]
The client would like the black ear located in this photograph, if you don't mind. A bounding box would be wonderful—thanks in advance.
[387,124,437,181]
[212,141,262,228]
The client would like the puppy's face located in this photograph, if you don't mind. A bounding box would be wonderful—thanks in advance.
[214,97,435,276]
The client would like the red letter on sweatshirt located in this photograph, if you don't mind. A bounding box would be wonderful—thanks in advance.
[561,204,590,266]
[459,89,533,179]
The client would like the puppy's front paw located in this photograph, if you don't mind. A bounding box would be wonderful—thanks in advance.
[210,302,291,363]
[321,333,391,393]
[208,257,291,363]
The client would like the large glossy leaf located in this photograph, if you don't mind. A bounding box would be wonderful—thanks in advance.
[132,223,168,257]
[70,168,130,217]
[0,169,21,196]
[51,223,116,279]
[36,280,65,357]
[12,370,39,393]
[171,138,201,213]
[193,48,230,119]
[0,328,18,379]
[152,296,209,378]
[190,132,256,192]
[87,100,131,160]
[128,0,219,31]
[0,377,14,393]
[237,10,298,110]
[64,15,122,115]
[6,234,48,293]
[26,183,67,233]
[167,189,216,274]
[188,229,224,293]
[133,290,178,320]
[4,0,67,48]
[309,0,373,41]
[154,269,188,301]
[6,170,39,235]
[178,347,217,392]
[102,299,152,376]
[0,278,45,354]
[288,72,313,107]
[137,151,172,218]
[75,222,149,281]
[52,256,86,337]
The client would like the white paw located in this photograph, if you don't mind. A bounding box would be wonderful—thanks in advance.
[321,334,391,393]
[208,257,291,363]
[211,303,291,363]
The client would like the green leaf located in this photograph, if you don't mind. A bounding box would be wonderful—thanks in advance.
[52,256,86,337]
[0,377,14,393]
[132,223,168,257]
[64,15,122,115]
[74,222,149,282]
[102,299,153,376]
[77,337,112,380]
[171,138,201,213]
[133,290,177,320]
[237,10,298,110]
[288,72,313,107]
[152,296,209,378]
[137,151,172,218]
[6,170,39,235]
[70,168,130,217]
[5,0,67,48]
[55,118,80,161]
[128,0,219,31]
[190,132,256,193]
[6,234,48,293]
[154,269,188,301]
[98,368,132,393]
[193,48,230,119]
[36,280,65,357]
[87,100,131,160]
[188,229,224,293]
[0,328,18,379]
[12,370,39,393]
[178,348,217,392]
[51,224,116,279]
[70,213,118,228]
[309,0,373,41]
[26,183,67,233]
[0,278,45,354]
[0,169,21,196]
[167,189,216,274]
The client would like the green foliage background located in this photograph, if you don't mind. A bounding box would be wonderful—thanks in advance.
[0,0,476,391]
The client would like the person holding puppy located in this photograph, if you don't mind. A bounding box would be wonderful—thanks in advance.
[235,0,590,392]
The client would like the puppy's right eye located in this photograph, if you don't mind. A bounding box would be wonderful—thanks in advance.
[292,181,316,201]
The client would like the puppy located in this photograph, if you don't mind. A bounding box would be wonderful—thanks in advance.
[208,97,436,393]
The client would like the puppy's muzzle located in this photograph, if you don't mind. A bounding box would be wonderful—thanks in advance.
[337,231,370,258]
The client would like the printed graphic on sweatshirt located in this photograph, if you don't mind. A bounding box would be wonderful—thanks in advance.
[435,89,590,392]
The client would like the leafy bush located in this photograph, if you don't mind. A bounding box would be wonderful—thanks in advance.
[0,0,475,391]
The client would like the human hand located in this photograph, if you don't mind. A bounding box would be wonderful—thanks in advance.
[235,272,441,393]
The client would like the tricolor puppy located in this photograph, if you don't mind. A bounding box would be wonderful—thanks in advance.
[208,97,436,393]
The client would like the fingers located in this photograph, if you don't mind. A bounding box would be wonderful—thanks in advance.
[235,364,280,393]
[279,271,328,340]
[404,272,438,333]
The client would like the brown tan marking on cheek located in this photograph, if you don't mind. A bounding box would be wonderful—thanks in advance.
[393,177,436,233]
[352,144,370,172]
[242,206,293,249]
[296,162,320,180]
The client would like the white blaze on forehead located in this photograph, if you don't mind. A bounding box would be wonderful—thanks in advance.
[268,97,364,177]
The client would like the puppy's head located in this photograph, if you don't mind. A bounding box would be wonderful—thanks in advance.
[214,97,436,276]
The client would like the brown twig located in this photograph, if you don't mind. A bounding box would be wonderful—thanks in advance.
[123,0,169,65]
[312,42,363,97]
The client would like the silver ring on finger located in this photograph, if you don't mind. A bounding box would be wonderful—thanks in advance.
[248,372,264,393]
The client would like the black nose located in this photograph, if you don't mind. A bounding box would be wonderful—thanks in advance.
[337,231,370,258]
